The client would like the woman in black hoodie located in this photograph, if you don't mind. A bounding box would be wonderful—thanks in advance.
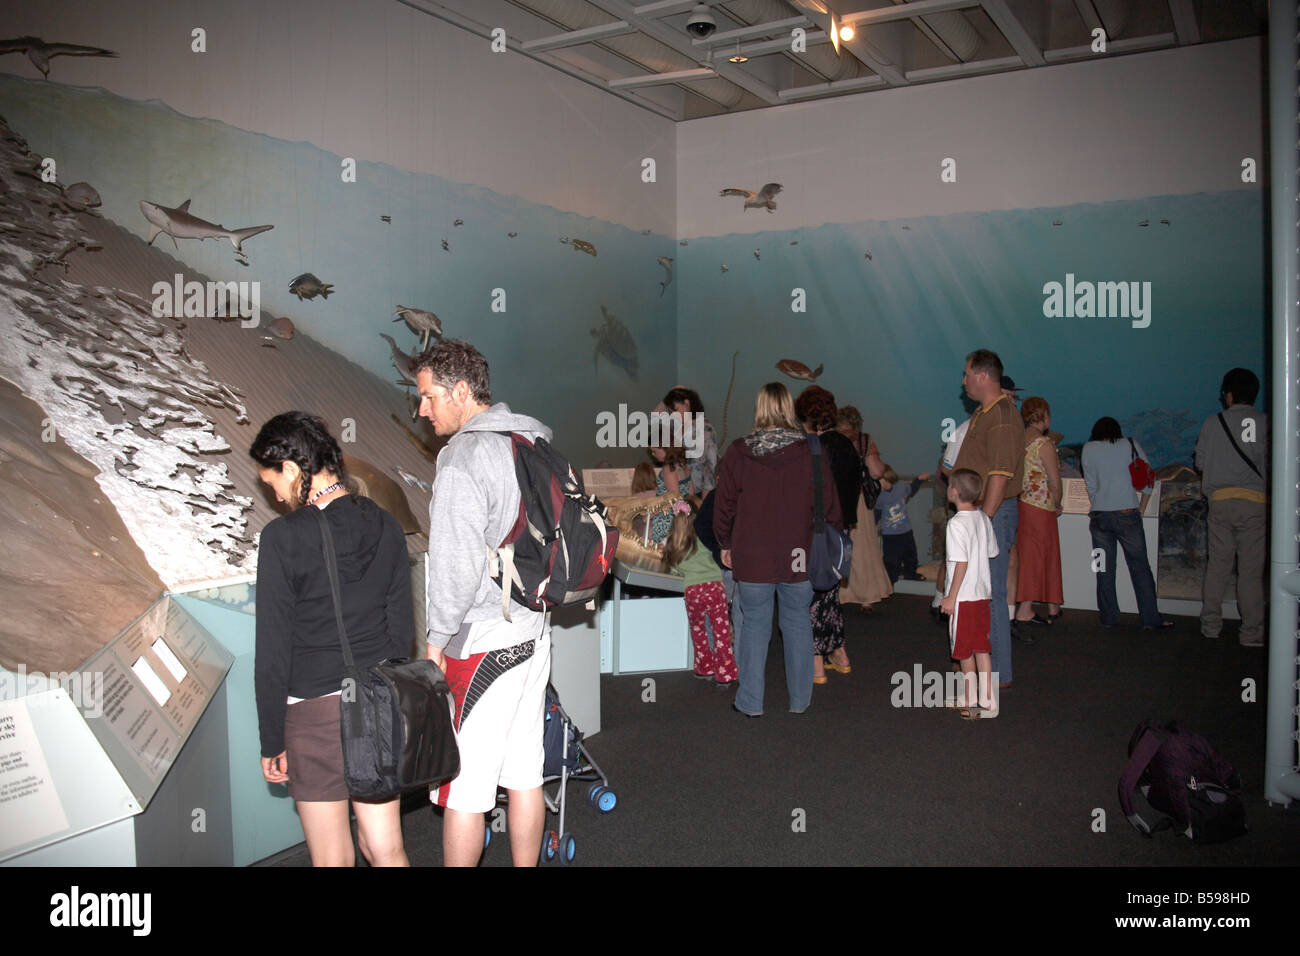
[251,412,414,866]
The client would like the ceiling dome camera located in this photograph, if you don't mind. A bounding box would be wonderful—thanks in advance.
[686,4,717,38]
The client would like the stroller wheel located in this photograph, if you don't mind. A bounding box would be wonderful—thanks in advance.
[596,788,617,813]
[586,784,605,807]
[540,829,559,864]
[558,832,576,865]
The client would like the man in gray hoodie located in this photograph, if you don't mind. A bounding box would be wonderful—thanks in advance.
[416,340,552,866]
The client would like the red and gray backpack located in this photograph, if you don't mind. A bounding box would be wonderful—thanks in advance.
[488,432,618,621]
[1118,719,1247,843]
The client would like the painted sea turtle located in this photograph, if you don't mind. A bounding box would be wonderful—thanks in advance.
[591,305,638,381]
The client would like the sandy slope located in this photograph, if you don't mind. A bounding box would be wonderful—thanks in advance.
[0,114,440,671]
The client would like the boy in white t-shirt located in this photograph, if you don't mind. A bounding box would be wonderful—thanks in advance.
[940,468,1001,719]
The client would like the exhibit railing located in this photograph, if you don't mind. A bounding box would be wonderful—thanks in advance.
[1265,0,1300,806]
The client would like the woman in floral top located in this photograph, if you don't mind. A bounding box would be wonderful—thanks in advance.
[1014,397,1063,625]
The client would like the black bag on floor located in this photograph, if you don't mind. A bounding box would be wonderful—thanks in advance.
[315,508,460,800]
[1118,719,1247,843]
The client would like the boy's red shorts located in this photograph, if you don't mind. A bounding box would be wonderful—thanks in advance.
[950,598,992,660]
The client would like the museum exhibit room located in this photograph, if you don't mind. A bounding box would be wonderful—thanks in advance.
[0,0,1297,889]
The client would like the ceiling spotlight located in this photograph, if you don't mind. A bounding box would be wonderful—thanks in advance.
[839,25,855,42]
[728,41,748,63]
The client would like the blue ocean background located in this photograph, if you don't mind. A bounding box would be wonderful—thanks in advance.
[677,193,1265,473]
[0,75,677,465]
[1,74,1266,472]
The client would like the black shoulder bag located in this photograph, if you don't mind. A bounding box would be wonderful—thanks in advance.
[314,507,459,800]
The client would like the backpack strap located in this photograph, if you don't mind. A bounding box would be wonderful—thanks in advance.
[806,433,827,534]
[1216,413,1263,478]
[1118,727,1174,836]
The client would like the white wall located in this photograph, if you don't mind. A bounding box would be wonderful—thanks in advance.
[678,38,1263,236]
[3,0,676,231]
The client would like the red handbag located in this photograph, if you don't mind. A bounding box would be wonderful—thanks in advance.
[1127,439,1155,490]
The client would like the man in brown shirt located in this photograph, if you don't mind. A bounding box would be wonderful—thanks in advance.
[953,349,1025,686]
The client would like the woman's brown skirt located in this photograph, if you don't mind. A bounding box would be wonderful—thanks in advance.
[283,694,350,802]
[1016,500,1063,605]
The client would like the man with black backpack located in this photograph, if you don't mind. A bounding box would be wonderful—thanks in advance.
[417,340,553,866]
[1194,368,1268,648]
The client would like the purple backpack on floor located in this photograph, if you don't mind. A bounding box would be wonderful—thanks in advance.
[1118,719,1247,843]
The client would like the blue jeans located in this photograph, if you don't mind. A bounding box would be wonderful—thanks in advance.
[704,569,742,652]
[735,579,814,714]
[1089,510,1161,626]
[989,498,1018,684]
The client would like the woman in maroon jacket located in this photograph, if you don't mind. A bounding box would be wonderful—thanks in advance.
[714,383,841,716]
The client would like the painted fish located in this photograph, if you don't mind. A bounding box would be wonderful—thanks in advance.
[288,272,333,300]
[1052,220,1062,226]
[379,333,418,385]
[720,264,728,273]
[679,240,688,246]
[863,250,872,261]
[776,358,822,382]
[507,231,518,238]
[441,238,450,251]
[267,316,295,340]
[571,239,597,257]
[380,215,391,223]
[591,304,637,380]
[63,182,101,208]
[453,218,464,226]
[1138,219,1149,227]
[657,256,673,297]
[140,199,274,253]
[753,248,761,260]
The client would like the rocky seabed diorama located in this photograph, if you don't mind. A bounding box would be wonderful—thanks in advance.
[0,118,257,583]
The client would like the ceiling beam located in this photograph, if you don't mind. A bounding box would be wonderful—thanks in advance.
[1166,0,1200,45]
[1071,0,1104,35]
[521,21,638,52]
[393,0,680,120]
[1041,32,1176,63]
[786,1,906,86]
[585,0,784,103]
[633,0,716,17]
[610,67,716,88]
[692,16,810,46]
[838,0,979,28]
[778,74,886,100]
[980,0,1045,67]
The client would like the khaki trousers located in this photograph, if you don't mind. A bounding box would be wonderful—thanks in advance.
[1200,498,1266,643]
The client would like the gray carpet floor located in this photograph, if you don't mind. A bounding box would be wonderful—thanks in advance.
[259,594,1300,867]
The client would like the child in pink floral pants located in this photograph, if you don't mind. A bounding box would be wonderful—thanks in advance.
[663,501,737,684]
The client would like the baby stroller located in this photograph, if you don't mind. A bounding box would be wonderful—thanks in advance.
[539,683,616,864]
[484,684,616,865]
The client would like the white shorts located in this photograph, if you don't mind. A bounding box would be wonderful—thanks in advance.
[432,616,551,813]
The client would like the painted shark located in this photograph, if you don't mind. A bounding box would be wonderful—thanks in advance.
[139,199,274,253]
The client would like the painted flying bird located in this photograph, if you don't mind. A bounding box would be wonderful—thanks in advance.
[720,182,782,213]
[0,36,118,78]
[393,304,443,350]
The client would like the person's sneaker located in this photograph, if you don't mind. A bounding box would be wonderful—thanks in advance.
[1239,633,1265,647]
